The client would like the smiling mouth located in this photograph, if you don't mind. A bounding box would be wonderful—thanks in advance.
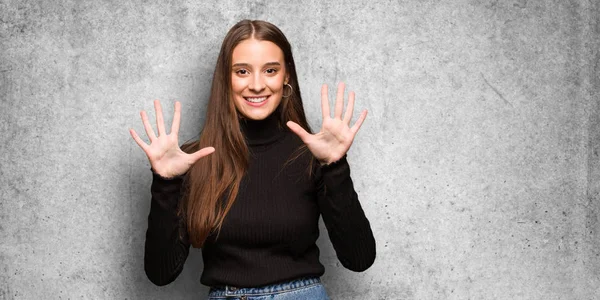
[244,96,269,103]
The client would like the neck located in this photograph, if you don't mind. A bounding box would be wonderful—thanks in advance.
[239,108,285,147]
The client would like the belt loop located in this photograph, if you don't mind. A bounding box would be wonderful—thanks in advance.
[225,285,238,296]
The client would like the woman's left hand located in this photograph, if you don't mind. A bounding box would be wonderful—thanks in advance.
[287,82,367,165]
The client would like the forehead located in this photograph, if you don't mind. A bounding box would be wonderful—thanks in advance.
[231,39,284,64]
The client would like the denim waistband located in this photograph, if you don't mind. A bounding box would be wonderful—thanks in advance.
[208,277,321,297]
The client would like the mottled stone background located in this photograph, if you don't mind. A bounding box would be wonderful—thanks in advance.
[1,0,598,299]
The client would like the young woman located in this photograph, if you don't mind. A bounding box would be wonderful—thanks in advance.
[129,19,376,300]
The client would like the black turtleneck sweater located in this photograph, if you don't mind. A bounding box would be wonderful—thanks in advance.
[143,112,376,288]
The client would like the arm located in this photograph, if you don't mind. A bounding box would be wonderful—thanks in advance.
[144,172,191,286]
[286,82,374,270]
[128,100,213,285]
[317,156,376,272]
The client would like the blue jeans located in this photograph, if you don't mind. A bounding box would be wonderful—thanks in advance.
[207,277,330,300]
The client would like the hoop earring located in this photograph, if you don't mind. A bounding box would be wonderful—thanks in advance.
[282,83,293,98]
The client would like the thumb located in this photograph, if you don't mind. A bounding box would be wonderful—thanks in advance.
[286,121,311,142]
[190,146,215,163]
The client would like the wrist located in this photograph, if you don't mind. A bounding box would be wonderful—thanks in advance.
[319,160,331,166]
[319,155,346,167]
[151,168,184,180]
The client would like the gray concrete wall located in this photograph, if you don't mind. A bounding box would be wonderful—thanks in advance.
[1,0,598,299]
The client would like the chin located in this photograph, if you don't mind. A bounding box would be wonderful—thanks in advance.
[242,109,273,120]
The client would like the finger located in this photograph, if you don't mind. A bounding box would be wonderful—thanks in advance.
[286,121,311,142]
[154,100,166,136]
[343,91,355,125]
[190,146,215,162]
[321,84,330,119]
[334,82,345,119]
[140,110,157,141]
[171,101,181,136]
[129,128,149,152]
[350,109,368,134]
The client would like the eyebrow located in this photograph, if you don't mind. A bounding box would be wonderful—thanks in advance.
[232,62,282,68]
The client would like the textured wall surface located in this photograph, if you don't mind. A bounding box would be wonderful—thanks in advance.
[1,0,599,299]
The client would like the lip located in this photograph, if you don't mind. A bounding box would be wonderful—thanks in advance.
[243,95,270,107]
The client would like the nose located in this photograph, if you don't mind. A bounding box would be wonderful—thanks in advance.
[248,73,265,92]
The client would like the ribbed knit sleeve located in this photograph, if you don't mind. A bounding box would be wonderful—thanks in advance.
[317,156,376,272]
[144,172,191,286]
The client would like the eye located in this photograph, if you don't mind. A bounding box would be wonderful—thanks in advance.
[265,68,277,74]
[236,69,249,75]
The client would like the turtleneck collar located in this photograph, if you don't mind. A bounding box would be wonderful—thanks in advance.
[239,107,286,147]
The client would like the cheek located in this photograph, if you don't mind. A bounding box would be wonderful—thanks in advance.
[268,76,285,93]
[231,77,246,94]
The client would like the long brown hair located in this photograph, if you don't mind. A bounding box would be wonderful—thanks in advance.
[181,20,312,248]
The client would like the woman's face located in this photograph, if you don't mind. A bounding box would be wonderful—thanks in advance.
[231,38,288,120]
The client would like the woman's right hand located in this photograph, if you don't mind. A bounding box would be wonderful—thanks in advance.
[129,100,215,178]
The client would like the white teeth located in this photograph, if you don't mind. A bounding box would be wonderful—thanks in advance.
[245,96,267,103]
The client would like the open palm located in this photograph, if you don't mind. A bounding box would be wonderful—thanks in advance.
[129,100,214,178]
[287,82,367,165]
